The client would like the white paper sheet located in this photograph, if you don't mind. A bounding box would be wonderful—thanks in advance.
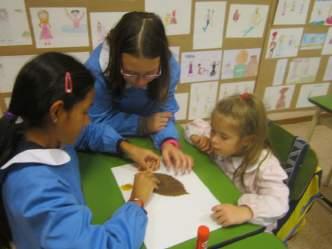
[226,4,269,38]
[221,49,261,80]
[180,50,222,83]
[309,0,332,26]
[218,81,255,100]
[145,0,192,35]
[263,85,295,111]
[322,27,332,54]
[189,81,218,120]
[193,1,226,49]
[90,12,126,49]
[296,83,330,108]
[286,57,320,84]
[274,0,310,25]
[30,7,89,48]
[273,59,288,86]
[323,56,332,81]
[300,33,327,50]
[175,93,188,120]
[0,0,32,46]
[111,164,221,249]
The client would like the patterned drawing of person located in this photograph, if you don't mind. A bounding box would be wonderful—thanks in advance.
[246,55,258,77]
[202,9,211,32]
[233,50,248,78]
[188,61,193,76]
[243,7,262,36]
[276,87,289,109]
[268,31,278,58]
[170,10,177,24]
[65,9,85,29]
[210,61,217,76]
[37,9,53,46]
[233,9,240,22]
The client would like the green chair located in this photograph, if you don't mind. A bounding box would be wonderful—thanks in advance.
[267,121,321,241]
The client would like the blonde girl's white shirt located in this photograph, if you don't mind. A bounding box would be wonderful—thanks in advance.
[185,119,289,231]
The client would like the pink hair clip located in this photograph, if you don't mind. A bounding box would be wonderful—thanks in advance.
[65,72,73,94]
[240,92,251,101]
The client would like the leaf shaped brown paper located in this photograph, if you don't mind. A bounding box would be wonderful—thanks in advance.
[154,173,188,196]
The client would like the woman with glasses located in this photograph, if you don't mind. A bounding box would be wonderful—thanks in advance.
[76,11,193,174]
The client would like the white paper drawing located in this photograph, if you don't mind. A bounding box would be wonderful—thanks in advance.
[175,93,188,120]
[180,50,222,83]
[300,33,327,50]
[111,164,220,249]
[226,4,269,38]
[0,55,35,93]
[218,81,255,100]
[322,27,332,54]
[169,46,180,62]
[145,0,191,35]
[274,0,310,25]
[221,49,261,80]
[273,59,288,86]
[0,0,32,46]
[323,56,332,80]
[30,7,89,48]
[266,28,303,59]
[263,85,295,111]
[296,83,330,107]
[193,1,226,49]
[286,57,321,84]
[189,81,218,120]
[309,0,332,26]
[90,12,126,49]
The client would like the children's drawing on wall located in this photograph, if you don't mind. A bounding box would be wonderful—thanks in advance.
[322,27,332,54]
[63,8,86,32]
[145,0,191,35]
[266,28,303,59]
[226,4,269,38]
[300,33,327,50]
[274,0,310,25]
[263,85,295,111]
[189,82,218,120]
[193,1,226,49]
[309,0,332,26]
[273,59,288,86]
[0,0,32,46]
[0,55,34,93]
[175,93,188,120]
[90,12,126,48]
[286,57,320,84]
[323,56,332,80]
[218,81,255,100]
[180,50,222,83]
[221,48,260,80]
[296,83,330,108]
[30,7,89,48]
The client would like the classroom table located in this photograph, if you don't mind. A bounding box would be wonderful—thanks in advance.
[78,127,266,248]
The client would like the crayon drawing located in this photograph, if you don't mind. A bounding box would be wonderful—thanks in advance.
[266,28,303,59]
[286,57,321,84]
[300,33,327,50]
[274,0,310,25]
[309,0,332,26]
[218,81,255,100]
[263,85,295,111]
[180,50,222,83]
[322,27,332,54]
[221,49,261,80]
[193,1,226,49]
[226,4,269,38]
[296,83,330,108]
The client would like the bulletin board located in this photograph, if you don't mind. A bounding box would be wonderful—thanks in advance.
[0,0,331,122]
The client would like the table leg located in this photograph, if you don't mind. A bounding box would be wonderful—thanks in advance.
[324,168,332,186]
[307,107,321,142]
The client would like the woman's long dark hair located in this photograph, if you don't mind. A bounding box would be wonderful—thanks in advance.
[0,52,94,248]
[105,11,171,103]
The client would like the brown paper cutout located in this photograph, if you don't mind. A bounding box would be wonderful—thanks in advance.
[153,173,188,196]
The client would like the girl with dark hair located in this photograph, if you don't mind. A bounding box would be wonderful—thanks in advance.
[76,11,193,174]
[0,52,158,249]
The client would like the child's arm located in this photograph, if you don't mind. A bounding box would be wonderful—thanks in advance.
[211,204,253,226]
[184,119,212,153]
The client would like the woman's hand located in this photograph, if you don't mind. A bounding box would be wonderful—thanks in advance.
[130,170,160,204]
[144,112,172,133]
[120,141,160,171]
[190,135,213,154]
[161,143,193,175]
[211,204,253,227]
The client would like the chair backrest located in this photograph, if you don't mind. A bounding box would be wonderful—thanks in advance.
[267,121,318,201]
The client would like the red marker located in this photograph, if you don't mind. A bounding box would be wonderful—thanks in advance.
[196,225,210,249]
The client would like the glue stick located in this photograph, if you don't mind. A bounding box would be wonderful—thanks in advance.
[196,225,210,249]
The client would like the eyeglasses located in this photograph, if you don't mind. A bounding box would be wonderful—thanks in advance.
[120,67,162,80]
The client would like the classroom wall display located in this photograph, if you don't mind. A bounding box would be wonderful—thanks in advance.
[296,82,330,107]
[263,85,295,111]
[300,33,327,50]
[0,0,32,46]
[323,56,332,80]
[175,93,188,120]
[272,59,288,86]
[286,57,321,84]
[274,0,311,25]
[193,1,226,49]
[322,27,332,54]
[309,0,332,26]
[218,81,255,100]
[226,4,269,38]
[30,7,89,48]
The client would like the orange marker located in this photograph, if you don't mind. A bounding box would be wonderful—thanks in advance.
[196,225,210,249]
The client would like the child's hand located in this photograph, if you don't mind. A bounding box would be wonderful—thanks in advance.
[190,135,213,154]
[130,170,160,204]
[211,204,253,227]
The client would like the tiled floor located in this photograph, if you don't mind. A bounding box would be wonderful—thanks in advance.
[281,117,332,249]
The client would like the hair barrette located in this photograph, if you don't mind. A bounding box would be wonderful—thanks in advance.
[65,72,73,94]
[240,92,251,101]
